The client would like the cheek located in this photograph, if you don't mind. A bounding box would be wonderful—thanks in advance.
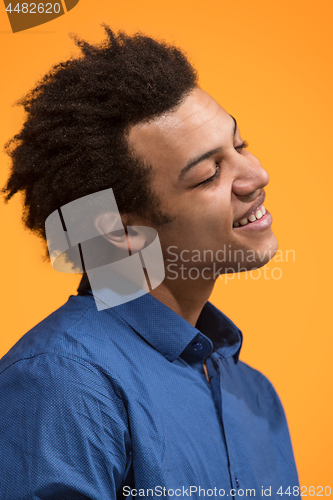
[158,182,234,237]
[198,196,233,232]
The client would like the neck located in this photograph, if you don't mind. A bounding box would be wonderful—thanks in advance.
[149,277,215,327]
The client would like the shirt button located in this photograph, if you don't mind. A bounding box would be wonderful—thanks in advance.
[193,342,203,351]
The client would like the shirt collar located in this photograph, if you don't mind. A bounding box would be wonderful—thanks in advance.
[77,274,242,364]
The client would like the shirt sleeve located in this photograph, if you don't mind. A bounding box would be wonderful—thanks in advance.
[0,352,131,499]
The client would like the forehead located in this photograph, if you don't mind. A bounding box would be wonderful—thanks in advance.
[127,88,233,171]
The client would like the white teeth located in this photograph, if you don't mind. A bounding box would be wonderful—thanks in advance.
[234,205,267,228]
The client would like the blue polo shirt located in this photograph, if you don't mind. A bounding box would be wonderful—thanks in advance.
[0,276,299,499]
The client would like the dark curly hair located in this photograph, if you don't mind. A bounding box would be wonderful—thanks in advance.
[1,25,198,266]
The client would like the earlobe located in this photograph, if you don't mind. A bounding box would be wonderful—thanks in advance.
[126,226,149,253]
[127,226,157,253]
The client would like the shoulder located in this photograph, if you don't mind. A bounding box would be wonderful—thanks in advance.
[234,359,287,418]
[0,292,134,440]
[237,358,277,388]
[0,349,129,426]
[0,292,136,377]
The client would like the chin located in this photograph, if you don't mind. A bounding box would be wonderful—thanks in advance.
[252,233,279,268]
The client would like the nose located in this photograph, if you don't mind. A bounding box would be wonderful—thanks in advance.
[232,154,269,199]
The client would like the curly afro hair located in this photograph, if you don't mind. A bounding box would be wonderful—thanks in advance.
[1,25,198,264]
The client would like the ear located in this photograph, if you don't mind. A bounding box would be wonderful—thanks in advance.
[93,212,149,253]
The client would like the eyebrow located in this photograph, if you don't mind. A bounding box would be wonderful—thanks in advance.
[178,115,238,180]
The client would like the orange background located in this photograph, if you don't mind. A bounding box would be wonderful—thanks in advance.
[0,0,332,488]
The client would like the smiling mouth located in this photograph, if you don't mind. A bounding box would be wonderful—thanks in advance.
[233,204,267,228]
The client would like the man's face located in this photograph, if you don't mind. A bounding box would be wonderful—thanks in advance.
[127,87,278,276]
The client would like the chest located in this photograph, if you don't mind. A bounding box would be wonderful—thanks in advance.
[121,360,299,495]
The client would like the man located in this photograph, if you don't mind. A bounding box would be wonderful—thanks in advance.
[0,26,299,498]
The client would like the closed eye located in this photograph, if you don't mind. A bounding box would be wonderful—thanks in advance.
[235,140,249,153]
[196,163,221,187]
[195,140,248,188]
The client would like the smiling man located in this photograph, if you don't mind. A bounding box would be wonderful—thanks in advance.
[0,27,298,499]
